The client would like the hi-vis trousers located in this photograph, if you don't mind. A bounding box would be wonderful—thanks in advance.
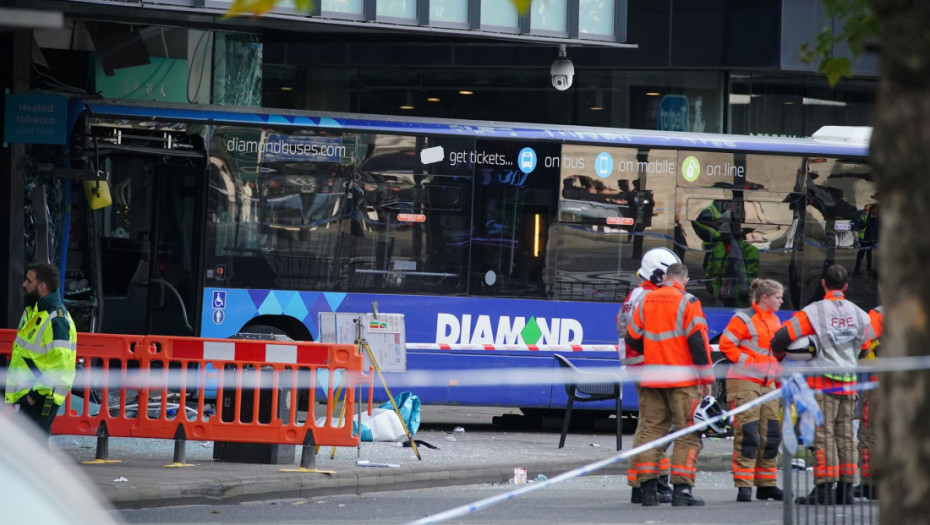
[857,383,877,482]
[632,385,702,486]
[627,384,670,488]
[726,379,780,488]
[814,392,859,484]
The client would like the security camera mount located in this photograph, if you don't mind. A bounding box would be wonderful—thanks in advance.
[551,44,574,91]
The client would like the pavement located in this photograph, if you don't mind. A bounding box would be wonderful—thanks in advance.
[50,406,737,510]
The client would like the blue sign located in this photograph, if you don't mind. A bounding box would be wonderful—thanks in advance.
[658,95,690,132]
[3,94,67,145]
[212,290,227,309]
[594,152,613,178]
[517,147,537,174]
[212,309,225,324]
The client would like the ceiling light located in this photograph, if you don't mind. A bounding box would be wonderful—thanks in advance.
[589,90,604,111]
[645,92,660,96]
[280,85,293,92]
[427,97,440,102]
[459,90,473,95]
[400,90,415,110]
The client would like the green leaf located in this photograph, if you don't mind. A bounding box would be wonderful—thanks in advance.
[821,57,853,87]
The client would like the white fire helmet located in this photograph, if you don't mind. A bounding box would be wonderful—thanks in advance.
[637,248,682,285]
[785,336,820,361]
[692,395,729,435]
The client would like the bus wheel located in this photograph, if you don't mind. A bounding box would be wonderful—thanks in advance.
[232,323,293,341]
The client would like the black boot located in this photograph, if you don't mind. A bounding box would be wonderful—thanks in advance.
[796,483,835,505]
[737,487,752,502]
[835,482,854,504]
[671,484,705,507]
[853,483,878,500]
[641,479,659,506]
[630,487,642,504]
[657,475,672,504]
[756,486,784,501]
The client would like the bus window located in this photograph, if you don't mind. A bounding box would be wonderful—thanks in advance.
[205,127,354,291]
[470,140,559,298]
[677,155,878,311]
[800,157,878,307]
[682,190,800,309]
[351,134,470,295]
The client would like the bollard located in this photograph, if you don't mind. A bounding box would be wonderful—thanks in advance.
[165,424,194,468]
[173,425,187,464]
[83,420,121,464]
[299,429,316,470]
[94,420,109,461]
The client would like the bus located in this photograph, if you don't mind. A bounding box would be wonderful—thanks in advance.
[52,100,877,416]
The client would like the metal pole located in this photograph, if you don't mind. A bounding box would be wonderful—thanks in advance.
[782,402,793,525]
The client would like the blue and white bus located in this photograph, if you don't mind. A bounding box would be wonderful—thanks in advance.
[57,100,877,416]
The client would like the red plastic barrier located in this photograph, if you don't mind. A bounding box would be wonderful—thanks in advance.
[0,329,371,449]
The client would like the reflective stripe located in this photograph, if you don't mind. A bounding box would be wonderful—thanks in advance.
[643,329,684,342]
[720,330,740,347]
[14,311,59,354]
[682,316,707,335]
[622,355,644,366]
[51,339,77,352]
[14,335,44,353]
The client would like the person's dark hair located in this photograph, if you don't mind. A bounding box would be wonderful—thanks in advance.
[666,263,689,281]
[28,263,60,293]
[823,264,848,290]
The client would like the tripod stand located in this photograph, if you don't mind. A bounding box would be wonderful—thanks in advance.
[354,330,421,460]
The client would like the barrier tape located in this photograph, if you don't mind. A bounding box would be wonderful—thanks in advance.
[406,388,783,525]
[407,370,893,525]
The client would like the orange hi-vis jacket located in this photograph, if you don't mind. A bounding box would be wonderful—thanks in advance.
[868,306,883,352]
[625,280,714,388]
[719,302,781,386]
[864,306,882,381]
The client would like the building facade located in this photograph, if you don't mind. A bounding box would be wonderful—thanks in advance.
[0,0,878,328]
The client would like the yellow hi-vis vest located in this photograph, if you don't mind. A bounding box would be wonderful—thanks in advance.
[4,293,77,406]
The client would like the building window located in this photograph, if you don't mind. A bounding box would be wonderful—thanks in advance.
[531,0,568,35]
[377,0,417,22]
[480,0,519,33]
[578,0,614,39]
[321,0,365,19]
[429,0,469,27]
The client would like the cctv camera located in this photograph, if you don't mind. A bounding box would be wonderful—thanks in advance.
[551,58,574,91]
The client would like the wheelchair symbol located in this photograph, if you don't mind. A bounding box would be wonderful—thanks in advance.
[212,291,226,309]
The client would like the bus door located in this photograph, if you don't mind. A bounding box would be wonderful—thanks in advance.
[93,126,206,336]
[146,162,205,335]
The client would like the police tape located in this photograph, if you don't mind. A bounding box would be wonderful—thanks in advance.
[0,357,922,391]
[406,387,783,525]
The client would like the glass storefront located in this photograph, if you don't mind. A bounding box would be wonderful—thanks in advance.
[728,73,876,137]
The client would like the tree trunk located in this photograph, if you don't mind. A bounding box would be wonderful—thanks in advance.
[871,1,930,522]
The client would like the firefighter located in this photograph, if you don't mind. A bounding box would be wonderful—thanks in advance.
[4,263,78,435]
[719,278,785,502]
[770,264,873,505]
[617,248,681,504]
[625,263,714,507]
